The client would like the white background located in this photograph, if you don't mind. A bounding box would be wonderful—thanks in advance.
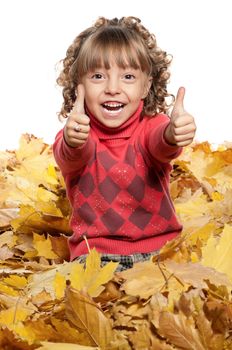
[0,0,231,150]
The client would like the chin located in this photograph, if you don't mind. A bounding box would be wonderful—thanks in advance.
[104,120,124,128]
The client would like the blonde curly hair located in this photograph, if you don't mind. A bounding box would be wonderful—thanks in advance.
[56,16,174,119]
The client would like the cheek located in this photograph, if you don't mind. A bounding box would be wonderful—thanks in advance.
[85,85,100,102]
[133,90,146,101]
[84,92,96,106]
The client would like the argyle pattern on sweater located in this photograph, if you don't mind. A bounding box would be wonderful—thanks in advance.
[68,141,181,242]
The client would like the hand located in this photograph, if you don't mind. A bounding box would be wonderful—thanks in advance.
[64,84,90,148]
[164,87,196,147]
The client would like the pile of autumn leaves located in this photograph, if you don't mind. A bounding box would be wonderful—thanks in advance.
[0,134,232,350]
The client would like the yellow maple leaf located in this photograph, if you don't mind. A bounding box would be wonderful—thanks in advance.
[201,224,232,282]
[27,249,118,302]
[36,200,63,217]
[43,164,59,186]
[0,282,18,296]
[53,272,66,299]
[33,232,58,259]
[27,261,77,299]
[211,191,224,201]
[37,187,58,202]
[0,303,35,325]
[175,189,210,218]
[3,275,27,289]
[70,248,118,297]
[69,263,85,291]
[187,222,217,245]
[6,321,41,345]
[186,146,224,181]
[14,135,56,185]
[11,204,71,235]
[15,134,48,161]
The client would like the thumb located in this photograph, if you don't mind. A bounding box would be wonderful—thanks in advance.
[171,86,185,118]
[73,84,85,114]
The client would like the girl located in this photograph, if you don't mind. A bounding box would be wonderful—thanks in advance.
[53,16,196,271]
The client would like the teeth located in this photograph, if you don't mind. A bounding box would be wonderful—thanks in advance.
[103,103,124,108]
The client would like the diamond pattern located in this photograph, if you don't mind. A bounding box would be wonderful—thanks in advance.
[137,142,147,162]
[79,173,95,197]
[77,202,97,224]
[98,151,117,171]
[101,208,124,233]
[99,176,121,203]
[87,143,96,167]
[70,175,80,189]
[129,206,152,229]
[159,196,173,220]
[146,168,163,191]
[127,175,145,202]
[125,145,136,167]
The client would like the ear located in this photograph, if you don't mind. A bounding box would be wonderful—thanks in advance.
[142,76,153,99]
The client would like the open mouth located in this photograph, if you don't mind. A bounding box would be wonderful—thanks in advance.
[102,102,125,112]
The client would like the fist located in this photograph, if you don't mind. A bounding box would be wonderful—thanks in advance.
[64,84,90,148]
[164,87,196,147]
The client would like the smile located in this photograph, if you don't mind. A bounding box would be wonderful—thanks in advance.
[102,102,125,111]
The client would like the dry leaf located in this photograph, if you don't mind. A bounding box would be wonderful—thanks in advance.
[158,311,205,350]
[201,224,232,281]
[165,259,231,289]
[38,342,99,349]
[65,286,113,349]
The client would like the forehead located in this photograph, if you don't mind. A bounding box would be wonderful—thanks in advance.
[87,45,141,70]
[97,50,141,68]
[75,27,151,79]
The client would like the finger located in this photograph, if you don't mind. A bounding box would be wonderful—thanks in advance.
[174,131,195,141]
[76,114,90,126]
[68,114,90,130]
[72,131,89,141]
[73,123,90,134]
[172,114,195,128]
[172,87,185,117]
[173,123,196,136]
[73,84,85,114]
[66,129,89,143]
[66,137,87,147]
[176,139,194,147]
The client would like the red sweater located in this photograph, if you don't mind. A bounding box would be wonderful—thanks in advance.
[53,102,182,260]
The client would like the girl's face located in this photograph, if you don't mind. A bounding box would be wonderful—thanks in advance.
[81,60,152,128]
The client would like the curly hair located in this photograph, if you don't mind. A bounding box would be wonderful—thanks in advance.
[56,16,174,119]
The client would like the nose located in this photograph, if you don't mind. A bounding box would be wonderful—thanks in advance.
[105,77,121,95]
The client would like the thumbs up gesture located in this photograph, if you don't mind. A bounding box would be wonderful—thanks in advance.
[64,84,90,148]
[164,87,196,147]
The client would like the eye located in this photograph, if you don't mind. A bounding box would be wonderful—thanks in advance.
[124,74,135,80]
[91,73,103,79]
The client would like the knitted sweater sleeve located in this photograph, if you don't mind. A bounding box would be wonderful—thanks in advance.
[145,114,182,164]
[52,129,95,177]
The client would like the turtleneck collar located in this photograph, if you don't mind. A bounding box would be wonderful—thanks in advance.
[86,101,144,140]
